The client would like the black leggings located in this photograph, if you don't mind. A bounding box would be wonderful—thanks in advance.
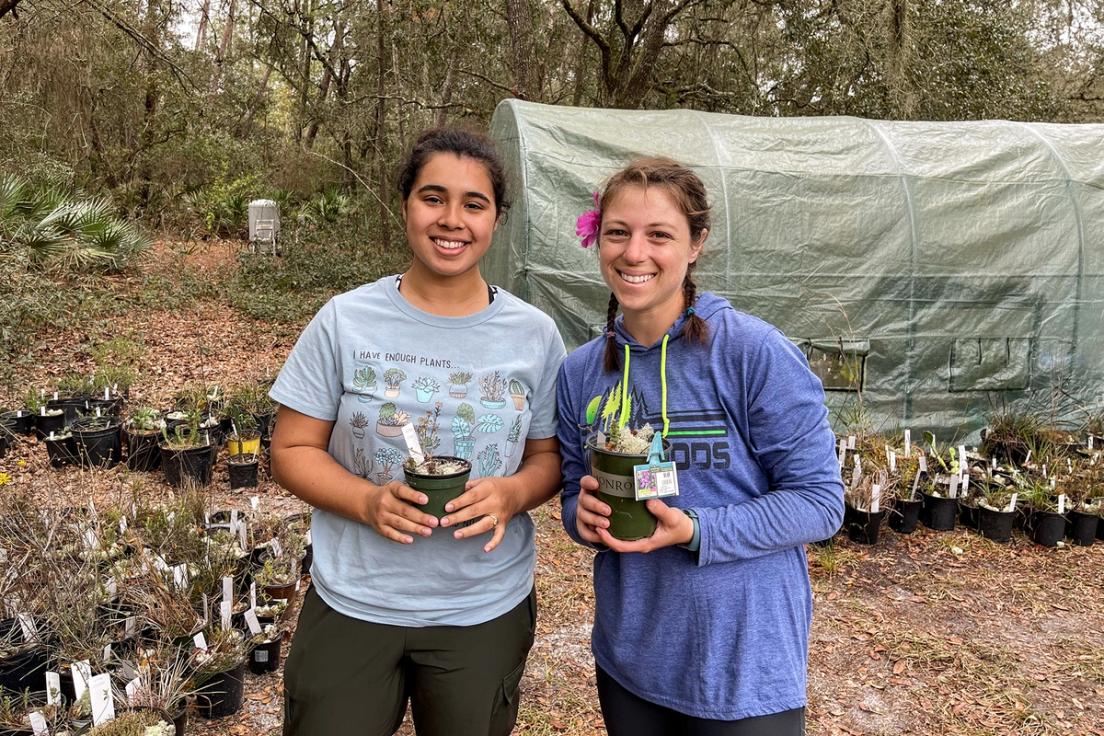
[596,667,805,736]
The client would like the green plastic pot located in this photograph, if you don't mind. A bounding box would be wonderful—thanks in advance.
[588,437,658,541]
[403,456,472,519]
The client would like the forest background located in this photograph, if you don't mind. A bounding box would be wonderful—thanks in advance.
[1,0,1103,383]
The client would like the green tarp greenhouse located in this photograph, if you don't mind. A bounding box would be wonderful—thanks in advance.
[487,99,1104,437]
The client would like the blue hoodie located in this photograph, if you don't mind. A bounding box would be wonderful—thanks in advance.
[557,292,844,721]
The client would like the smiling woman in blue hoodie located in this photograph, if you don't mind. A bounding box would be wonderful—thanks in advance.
[557,159,844,736]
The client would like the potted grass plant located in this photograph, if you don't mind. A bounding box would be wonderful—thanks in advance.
[70,414,123,469]
[85,709,176,735]
[977,484,1018,543]
[125,408,164,472]
[191,628,247,719]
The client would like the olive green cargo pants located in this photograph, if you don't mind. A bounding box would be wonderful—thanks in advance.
[283,585,536,736]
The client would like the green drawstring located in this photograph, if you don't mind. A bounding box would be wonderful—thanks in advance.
[660,334,670,438]
[618,336,671,438]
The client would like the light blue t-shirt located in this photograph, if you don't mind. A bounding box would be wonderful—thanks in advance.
[270,275,566,626]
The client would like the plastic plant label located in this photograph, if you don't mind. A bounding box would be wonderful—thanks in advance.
[28,712,48,736]
[223,576,234,603]
[103,387,110,400]
[633,462,679,500]
[105,577,117,598]
[125,676,142,704]
[46,671,61,705]
[202,593,209,625]
[957,445,967,475]
[204,511,211,525]
[919,456,928,472]
[961,475,970,494]
[118,516,127,534]
[948,475,959,499]
[72,660,92,700]
[254,649,269,663]
[125,616,136,636]
[305,530,312,546]
[172,564,189,590]
[887,449,896,473]
[244,608,262,635]
[251,496,260,512]
[17,613,38,643]
[1090,435,1095,449]
[193,632,208,651]
[231,509,239,529]
[249,582,257,609]
[871,484,881,514]
[904,430,912,457]
[82,528,99,550]
[89,672,115,726]
[1058,494,1067,514]
[295,579,302,592]
[850,457,862,488]
[910,472,921,500]
[237,522,248,550]
[271,538,284,558]
[837,438,846,467]
[221,600,233,631]
[1007,493,1018,513]
[102,643,112,662]
[401,423,425,466]
[847,435,856,449]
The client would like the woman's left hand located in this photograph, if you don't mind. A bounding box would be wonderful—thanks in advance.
[596,499,695,554]
[441,476,520,552]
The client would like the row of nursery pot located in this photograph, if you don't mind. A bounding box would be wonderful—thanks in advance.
[0,491,311,731]
[834,428,1104,548]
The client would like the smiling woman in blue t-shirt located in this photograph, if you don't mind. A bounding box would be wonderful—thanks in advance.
[269,128,566,736]
[557,158,844,736]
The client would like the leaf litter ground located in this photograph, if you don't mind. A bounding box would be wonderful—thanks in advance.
[1,240,1102,735]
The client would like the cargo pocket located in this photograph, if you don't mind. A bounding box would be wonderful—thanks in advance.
[488,660,526,736]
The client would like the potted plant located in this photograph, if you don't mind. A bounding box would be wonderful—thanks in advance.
[843,473,888,546]
[412,376,440,404]
[977,485,1018,543]
[478,371,508,409]
[400,402,472,520]
[508,379,526,411]
[191,627,248,719]
[224,413,260,457]
[0,616,50,695]
[0,418,13,459]
[383,368,406,398]
[34,402,66,440]
[159,415,215,488]
[1066,497,1100,547]
[226,453,259,489]
[42,427,77,469]
[247,622,283,675]
[125,408,164,472]
[888,447,925,534]
[253,528,304,605]
[1024,483,1065,548]
[448,370,472,399]
[0,691,64,736]
[70,414,123,468]
[352,366,377,400]
[451,403,477,460]
[918,437,962,531]
[373,404,407,438]
[85,709,176,735]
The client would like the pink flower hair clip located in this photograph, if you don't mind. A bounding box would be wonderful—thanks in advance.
[575,191,601,249]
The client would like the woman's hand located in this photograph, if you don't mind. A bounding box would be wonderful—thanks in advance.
[440,476,522,552]
[575,475,611,545]
[363,481,439,544]
[596,499,695,554]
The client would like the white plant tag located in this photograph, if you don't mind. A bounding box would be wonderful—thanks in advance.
[948,475,959,499]
[961,474,970,494]
[254,649,269,663]
[125,676,142,704]
[249,582,257,609]
[46,671,61,705]
[957,445,967,475]
[1090,435,1095,449]
[83,528,99,550]
[305,530,312,546]
[221,600,233,630]
[919,455,928,472]
[1042,464,1048,478]
[72,660,92,700]
[1058,494,1067,514]
[103,387,110,400]
[118,516,127,534]
[237,521,248,550]
[871,484,881,513]
[244,608,262,635]
[125,616,136,636]
[28,712,48,736]
[850,456,862,488]
[102,643,112,662]
[105,577,117,598]
[172,564,189,590]
[89,672,115,726]
[250,496,259,512]
[847,435,856,449]
[223,576,234,603]
[270,538,283,558]
[1007,493,1018,513]
[401,423,425,466]
[17,614,38,643]
[888,450,896,473]
[904,430,912,457]
[837,438,846,467]
[231,509,239,528]
[193,632,208,651]
[1025,450,1032,465]
[202,593,209,624]
[167,511,175,524]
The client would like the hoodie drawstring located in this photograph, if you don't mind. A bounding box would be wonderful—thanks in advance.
[618,336,671,438]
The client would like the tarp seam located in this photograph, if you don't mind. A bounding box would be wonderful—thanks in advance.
[860,118,919,420]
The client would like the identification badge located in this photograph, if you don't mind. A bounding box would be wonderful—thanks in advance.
[633,434,679,501]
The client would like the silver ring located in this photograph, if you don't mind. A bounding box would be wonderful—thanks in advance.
[488,514,499,528]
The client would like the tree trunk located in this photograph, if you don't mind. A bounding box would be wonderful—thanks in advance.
[376,0,391,249]
[238,63,273,135]
[210,0,238,95]
[295,0,314,144]
[138,0,161,207]
[885,0,917,118]
[304,20,345,151]
[572,0,596,105]
[506,0,536,99]
[195,0,211,52]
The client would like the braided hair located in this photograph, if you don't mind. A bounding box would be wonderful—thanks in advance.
[599,158,710,372]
